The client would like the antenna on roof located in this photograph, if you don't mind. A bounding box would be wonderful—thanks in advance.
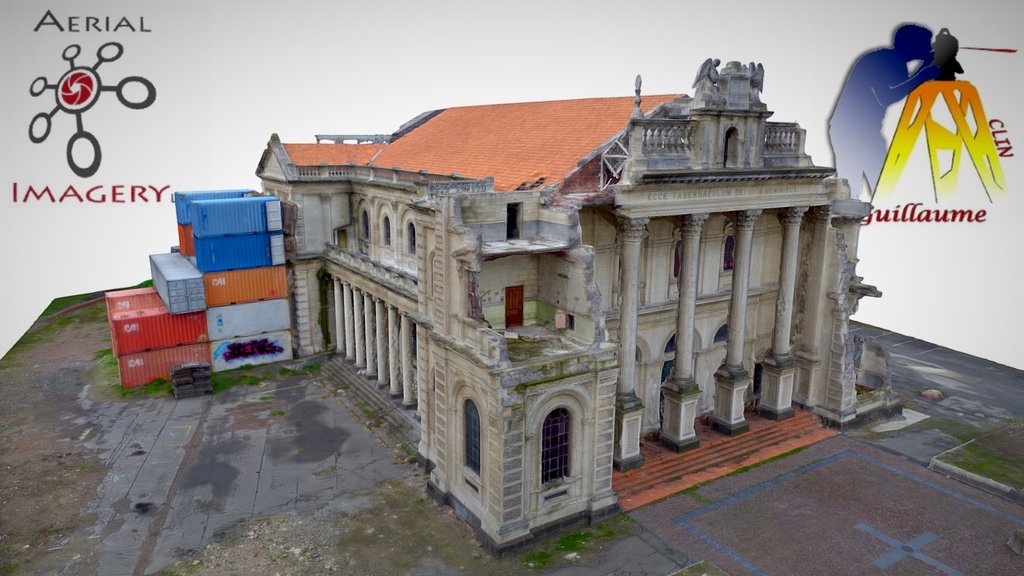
[632,74,644,119]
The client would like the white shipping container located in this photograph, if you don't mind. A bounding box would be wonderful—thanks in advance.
[150,253,206,314]
[206,299,290,340]
[209,330,293,372]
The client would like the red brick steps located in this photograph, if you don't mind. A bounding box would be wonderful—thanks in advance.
[614,410,836,511]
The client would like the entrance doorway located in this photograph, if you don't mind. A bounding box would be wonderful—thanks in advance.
[505,285,524,328]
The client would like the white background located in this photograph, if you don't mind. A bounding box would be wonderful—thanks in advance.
[2,0,1022,369]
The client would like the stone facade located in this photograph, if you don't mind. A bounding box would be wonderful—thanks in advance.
[255,60,879,550]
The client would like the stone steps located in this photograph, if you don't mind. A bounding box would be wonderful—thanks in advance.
[321,355,420,448]
[614,410,836,511]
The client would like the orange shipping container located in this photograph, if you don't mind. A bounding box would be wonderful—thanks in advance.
[108,307,208,356]
[203,266,288,307]
[177,223,195,257]
[116,343,211,387]
[105,287,164,323]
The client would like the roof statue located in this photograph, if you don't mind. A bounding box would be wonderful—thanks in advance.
[632,74,644,119]
[750,62,765,105]
[692,58,721,106]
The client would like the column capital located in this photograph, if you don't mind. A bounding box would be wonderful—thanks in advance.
[678,213,709,237]
[808,205,831,225]
[732,209,762,231]
[617,216,649,239]
[778,206,808,227]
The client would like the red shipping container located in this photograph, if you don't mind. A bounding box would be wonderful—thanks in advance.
[109,307,208,356]
[203,266,288,307]
[105,287,164,323]
[177,223,195,257]
[116,343,211,387]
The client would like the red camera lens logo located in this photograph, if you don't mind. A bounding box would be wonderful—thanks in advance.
[58,70,98,110]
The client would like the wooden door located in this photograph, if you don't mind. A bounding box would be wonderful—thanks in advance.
[505,285,524,328]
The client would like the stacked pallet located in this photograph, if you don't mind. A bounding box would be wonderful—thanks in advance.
[170,362,213,398]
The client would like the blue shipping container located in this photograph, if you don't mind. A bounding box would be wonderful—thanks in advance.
[190,196,283,238]
[193,232,285,273]
[174,189,251,225]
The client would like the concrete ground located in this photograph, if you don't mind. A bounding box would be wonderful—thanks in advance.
[80,365,407,575]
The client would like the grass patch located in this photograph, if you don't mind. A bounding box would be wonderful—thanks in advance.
[726,446,807,478]
[93,348,121,386]
[279,363,322,377]
[938,423,1024,489]
[40,292,102,317]
[210,367,262,393]
[905,415,984,443]
[679,483,714,504]
[270,410,285,417]
[555,530,591,552]
[41,280,153,318]
[522,550,553,569]
[115,378,173,398]
[520,515,631,570]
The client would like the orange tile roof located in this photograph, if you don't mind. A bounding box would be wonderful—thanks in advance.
[374,94,681,191]
[283,143,384,166]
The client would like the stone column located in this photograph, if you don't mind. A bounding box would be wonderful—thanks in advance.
[794,205,830,407]
[614,216,648,471]
[353,287,365,367]
[712,209,760,436]
[343,284,355,360]
[375,298,388,386]
[364,292,377,378]
[760,207,807,420]
[661,213,707,452]
[401,314,415,407]
[388,305,400,396]
[333,277,344,354]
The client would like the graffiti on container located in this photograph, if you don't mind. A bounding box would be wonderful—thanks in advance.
[218,338,284,362]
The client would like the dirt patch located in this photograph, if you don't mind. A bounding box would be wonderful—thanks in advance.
[157,467,638,576]
[0,302,112,575]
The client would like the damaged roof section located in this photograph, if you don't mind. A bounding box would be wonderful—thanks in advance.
[276,94,682,191]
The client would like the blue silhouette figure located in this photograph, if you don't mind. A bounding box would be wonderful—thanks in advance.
[829,24,940,197]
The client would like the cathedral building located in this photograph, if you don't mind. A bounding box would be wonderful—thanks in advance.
[255,60,881,550]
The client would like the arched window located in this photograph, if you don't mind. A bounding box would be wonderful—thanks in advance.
[361,210,370,239]
[723,235,735,271]
[383,216,392,245]
[661,335,677,383]
[723,126,739,168]
[541,408,570,484]
[407,222,417,254]
[714,324,729,345]
[465,399,480,474]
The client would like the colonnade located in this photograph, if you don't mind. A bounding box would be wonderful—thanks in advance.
[332,277,416,406]
[614,206,812,468]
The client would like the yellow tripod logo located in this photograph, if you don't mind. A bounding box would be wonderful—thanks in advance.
[875,81,1006,202]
